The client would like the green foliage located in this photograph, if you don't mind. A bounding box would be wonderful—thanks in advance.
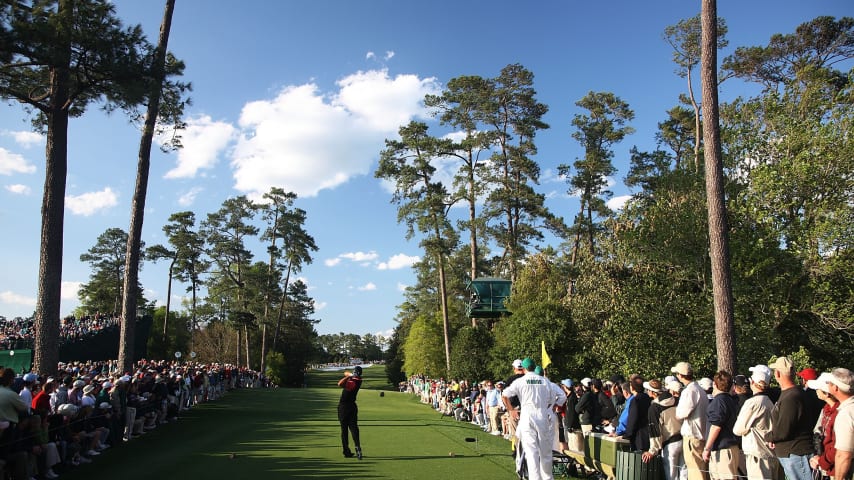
[78,227,146,314]
[265,351,287,386]
[449,326,494,383]
[560,91,635,260]
[146,306,190,360]
[383,326,406,385]
[402,315,446,378]
[723,16,853,89]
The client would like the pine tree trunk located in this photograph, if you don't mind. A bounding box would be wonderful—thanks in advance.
[687,68,702,173]
[701,0,736,373]
[244,324,250,369]
[260,324,267,376]
[33,1,73,376]
[163,260,174,344]
[119,0,176,373]
[33,70,70,377]
[438,256,451,373]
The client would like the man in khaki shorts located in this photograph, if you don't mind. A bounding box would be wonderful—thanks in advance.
[673,362,709,480]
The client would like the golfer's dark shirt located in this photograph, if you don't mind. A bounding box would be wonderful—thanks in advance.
[340,376,362,404]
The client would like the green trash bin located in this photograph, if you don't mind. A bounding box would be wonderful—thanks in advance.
[615,450,664,480]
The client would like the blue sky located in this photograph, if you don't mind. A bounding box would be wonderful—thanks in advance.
[0,0,850,337]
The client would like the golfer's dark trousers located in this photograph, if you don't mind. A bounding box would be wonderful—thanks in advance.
[338,402,360,451]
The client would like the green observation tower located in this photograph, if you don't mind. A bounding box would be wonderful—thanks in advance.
[465,277,511,323]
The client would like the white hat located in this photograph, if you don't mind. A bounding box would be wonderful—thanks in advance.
[670,362,692,376]
[580,377,592,388]
[643,380,662,393]
[512,359,523,369]
[82,384,95,394]
[749,364,772,385]
[807,372,834,393]
[666,380,683,393]
[698,378,713,391]
[769,356,793,373]
[57,403,78,417]
[664,375,678,385]
[827,368,853,394]
[23,373,39,383]
[102,381,113,389]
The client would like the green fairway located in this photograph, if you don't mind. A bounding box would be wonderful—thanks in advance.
[59,366,518,479]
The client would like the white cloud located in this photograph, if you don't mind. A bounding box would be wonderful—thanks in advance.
[5,184,31,195]
[334,69,437,131]
[0,147,36,175]
[315,301,327,310]
[66,187,118,216]
[366,51,375,60]
[61,281,82,300]
[163,115,236,179]
[0,290,36,306]
[396,282,408,292]
[357,282,377,291]
[326,251,380,267]
[607,195,632,211]
[384,51,395,60]
[341,251,379,262]
[378,253,420,270]
[177,186,203,206]
[3,130,44,148]
[231,70,441,199]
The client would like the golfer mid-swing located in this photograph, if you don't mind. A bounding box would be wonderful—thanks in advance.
[338,366,363,459]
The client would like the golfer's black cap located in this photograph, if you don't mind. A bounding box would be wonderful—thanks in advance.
[354,366,363,376]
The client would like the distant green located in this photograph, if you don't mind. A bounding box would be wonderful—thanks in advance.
[59,366,517,479]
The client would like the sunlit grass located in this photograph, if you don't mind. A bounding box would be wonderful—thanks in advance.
[59,365,518,479]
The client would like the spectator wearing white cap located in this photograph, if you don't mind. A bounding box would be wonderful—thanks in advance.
[81,384,97,407]
[69,379,85,406]
[643,379,686,480]
[672,361,710,480]
[575,377,598,435]
[733,364,779,480]
[19,372,38,414]
[698,378,714,400]
[807,372,840,479]
[502,359,526,439]
[768,356,814,480]
[826,367,853,480]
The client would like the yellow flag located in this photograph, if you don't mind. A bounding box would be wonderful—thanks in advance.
[541,340,552,370]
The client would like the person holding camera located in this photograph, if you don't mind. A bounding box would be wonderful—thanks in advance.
[807,372,840,479]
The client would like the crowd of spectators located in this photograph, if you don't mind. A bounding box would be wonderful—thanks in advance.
[0,359,264,479]
[0,314,120,350]
[406,356,853,480]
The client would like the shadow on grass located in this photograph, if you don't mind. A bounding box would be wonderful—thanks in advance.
[59,369,515,480]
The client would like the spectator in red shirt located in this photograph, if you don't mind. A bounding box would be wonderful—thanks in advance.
[32,379,54,417]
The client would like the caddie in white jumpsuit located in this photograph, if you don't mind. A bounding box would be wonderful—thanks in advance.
[502,357,567,480]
